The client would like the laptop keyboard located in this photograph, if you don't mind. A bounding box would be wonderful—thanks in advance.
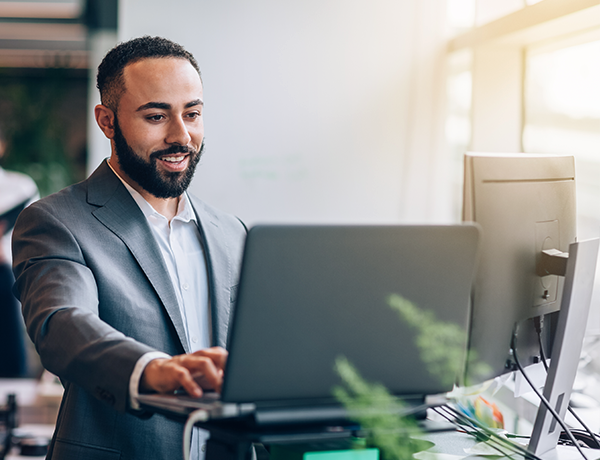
[174,391,221,404]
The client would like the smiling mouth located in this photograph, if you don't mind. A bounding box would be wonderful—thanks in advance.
[160,155,187,163]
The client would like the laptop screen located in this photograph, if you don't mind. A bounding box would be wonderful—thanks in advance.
[222,224,480,405]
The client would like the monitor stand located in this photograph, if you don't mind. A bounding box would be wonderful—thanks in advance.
[528,238,599,458]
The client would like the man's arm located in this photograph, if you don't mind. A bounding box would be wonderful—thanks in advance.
[13,204,154,412]
[13,202,227,412]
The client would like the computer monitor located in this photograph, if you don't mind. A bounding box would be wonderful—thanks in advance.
[462,152,599,457]
[462,152,576,385]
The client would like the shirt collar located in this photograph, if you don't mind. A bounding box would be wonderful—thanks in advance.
[106,159,196,223]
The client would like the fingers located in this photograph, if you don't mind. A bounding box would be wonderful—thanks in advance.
[166,359,204,398]
[191,346,228,371]
[140,349,228,397]
[140,358,201,397]
[179,353,222,391]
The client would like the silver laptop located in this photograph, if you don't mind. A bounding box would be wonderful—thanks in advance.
[138,224,480,425]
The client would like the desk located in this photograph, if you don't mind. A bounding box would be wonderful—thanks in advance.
[0,378,60,459]
[141,400,455,460]
[0,378,61,426]
[5,424,54,460]
[198,420,361,460]
[141,394,599,460]
[188,415,594,460]
[188,413,455,460]
[143,404,368,460]
[420,432,591,460]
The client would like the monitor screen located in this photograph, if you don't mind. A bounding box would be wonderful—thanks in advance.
[462,152,576,385]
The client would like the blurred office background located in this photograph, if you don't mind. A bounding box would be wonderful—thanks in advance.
[2,0,600,368]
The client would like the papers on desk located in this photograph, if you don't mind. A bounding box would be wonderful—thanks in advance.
[414,440,524,460]
[465,440,524,456]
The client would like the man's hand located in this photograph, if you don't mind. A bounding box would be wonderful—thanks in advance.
[140,347,228,398]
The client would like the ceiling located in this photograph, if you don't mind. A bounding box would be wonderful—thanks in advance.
[0,0,115,69]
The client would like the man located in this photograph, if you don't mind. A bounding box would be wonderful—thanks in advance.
[12,36,246,459]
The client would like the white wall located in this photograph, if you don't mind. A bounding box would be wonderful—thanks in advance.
[108,0,449,225]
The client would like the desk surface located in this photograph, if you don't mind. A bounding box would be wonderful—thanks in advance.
[419,431,594,460]
[5,424,53,460]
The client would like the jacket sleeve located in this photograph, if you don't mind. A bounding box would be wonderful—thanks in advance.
[12,203,156,413]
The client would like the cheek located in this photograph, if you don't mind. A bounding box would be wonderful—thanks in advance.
[190,125,204,145]
[128,124,166,152]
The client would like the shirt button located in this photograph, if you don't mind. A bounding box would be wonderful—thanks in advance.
[201,444,206,452]
[182,283,189,290]
[192,336,198,343]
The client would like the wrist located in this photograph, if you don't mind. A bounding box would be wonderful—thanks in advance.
[140,358,169,392]
[129,351,171,410]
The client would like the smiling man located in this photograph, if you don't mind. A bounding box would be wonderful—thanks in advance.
[11,37,246,460]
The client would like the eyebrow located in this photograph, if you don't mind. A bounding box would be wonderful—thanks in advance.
[136,99,204,112]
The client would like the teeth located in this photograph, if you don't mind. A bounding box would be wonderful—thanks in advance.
[161,156,185,162]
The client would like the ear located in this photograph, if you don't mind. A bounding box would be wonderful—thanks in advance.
[95,104,116,139]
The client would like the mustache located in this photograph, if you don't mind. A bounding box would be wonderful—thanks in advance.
[150,144,197,159]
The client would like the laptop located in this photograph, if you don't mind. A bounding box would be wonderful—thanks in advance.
[138,224,481,425]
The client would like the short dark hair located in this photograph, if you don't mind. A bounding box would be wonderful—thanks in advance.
[96,36,201,111]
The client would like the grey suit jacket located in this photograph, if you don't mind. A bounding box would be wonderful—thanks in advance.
[12,161,247,460]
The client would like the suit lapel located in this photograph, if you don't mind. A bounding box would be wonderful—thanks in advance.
[189,197,232,348]
[86,161,190,353]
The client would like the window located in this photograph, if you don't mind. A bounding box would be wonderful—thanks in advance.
[445,50,473,219]
[524,36,600,244]
[445,0,600,403]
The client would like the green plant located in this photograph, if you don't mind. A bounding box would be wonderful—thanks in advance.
[388,294,490,387]
[0,68,87,197]
[333,294,491,459]
[333,356,429,460]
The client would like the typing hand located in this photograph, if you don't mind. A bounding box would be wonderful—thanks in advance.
[140,346,228,397]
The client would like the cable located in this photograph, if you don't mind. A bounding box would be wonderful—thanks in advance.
[433,404,541,460]
[511,332,589,460]
[451,405,539,459]
[436,406,517,457]
[536,325,600,449]
[183,409,209,460]
[432,406,509,456]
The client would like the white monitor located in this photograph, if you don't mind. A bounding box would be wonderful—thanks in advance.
[462,152,576,384]
[463,152,600,458]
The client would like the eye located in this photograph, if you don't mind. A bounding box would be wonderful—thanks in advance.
[146,114,165,122]
[186,111,201,120]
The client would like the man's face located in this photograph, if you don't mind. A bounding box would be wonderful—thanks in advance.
[110,58,204,199]
[113,117,203,199]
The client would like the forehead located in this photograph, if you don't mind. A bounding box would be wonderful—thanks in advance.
[120,57,203,107]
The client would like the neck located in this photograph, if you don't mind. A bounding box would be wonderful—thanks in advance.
[143,193,180,222]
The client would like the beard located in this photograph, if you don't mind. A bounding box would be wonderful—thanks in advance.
[113,117,203,199]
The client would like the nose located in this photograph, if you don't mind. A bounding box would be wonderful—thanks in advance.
[165,116,192,146]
